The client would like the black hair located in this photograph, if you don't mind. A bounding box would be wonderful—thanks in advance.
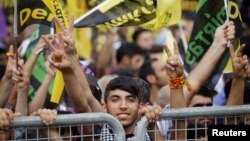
[138,60,155,84]
[132,28,150,42]
[241,35,250,58]
[104,76,140,103]
[133,45,148,58]
[149,45,163,54]
[134,78,151,104]
[115,69,134,77]
[116,43,136,63]
[196,85,216,99]
[116,42,148,64]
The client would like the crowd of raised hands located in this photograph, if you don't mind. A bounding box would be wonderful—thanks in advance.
[0,14,249,140]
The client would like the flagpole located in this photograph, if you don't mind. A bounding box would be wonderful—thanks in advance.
[178,23,188,52]
[224,0,231,48]
[13,0,18,68]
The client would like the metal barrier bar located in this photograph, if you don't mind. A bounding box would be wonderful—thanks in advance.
[133,105,250,141]
[10,112,126,141]
[160,105,250,118]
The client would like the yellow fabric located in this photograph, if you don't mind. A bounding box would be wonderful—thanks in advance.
[66,0,92,59]
[43,0,68,104]
[140,0,182,29]
[98,0,124,13]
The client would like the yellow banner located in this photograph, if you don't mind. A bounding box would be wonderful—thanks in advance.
[66,0,92,59]
[44,0,68,104]
[74,0,181,29]
[141,0,182,29]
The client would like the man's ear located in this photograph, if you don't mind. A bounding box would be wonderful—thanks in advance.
[101,100,107,112]
[138,103,146,116]
[122,55,130,65]
[146,74,156,84]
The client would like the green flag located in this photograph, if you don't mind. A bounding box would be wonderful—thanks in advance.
[184,0,243,87]
[24,25,54,101]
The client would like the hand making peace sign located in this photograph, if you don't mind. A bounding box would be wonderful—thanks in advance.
[229,43,249,79]
[164,41,184,78]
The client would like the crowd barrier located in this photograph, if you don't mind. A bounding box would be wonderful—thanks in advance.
[1,105,250,140]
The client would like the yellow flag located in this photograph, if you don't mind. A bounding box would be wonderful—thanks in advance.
[74,0,181,29]
[66,0,92,59]
[44,0,68,104]
[141,0,182,29]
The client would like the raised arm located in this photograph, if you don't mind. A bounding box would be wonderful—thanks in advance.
[165,42,186,139]
[45,30,92,114]
[226,43,248,106]
[12,60,29,116]
[0,46,15,107]
[52,16,102,112]
[96,28,115,78]
[185,21,236,105]
[29,61,55,114]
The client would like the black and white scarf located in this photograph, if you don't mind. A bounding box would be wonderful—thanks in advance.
[100,123,151,141]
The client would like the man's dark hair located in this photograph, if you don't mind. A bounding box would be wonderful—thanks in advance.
[116,43,136,63]
[134,78,151,104]
[196,85,216,99]
[149,45,163,54]
[132,28,150,42]
[134,45,148,58]
[138,60,155,84]
[104,76,140,102]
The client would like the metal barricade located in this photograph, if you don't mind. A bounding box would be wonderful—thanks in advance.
[132,105,250,141]
[0,112,125,141]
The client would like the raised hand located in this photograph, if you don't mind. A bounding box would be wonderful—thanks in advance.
[4,45,22,79]
[213,21,235,48]
[229,44,248,79]
[44,61,55,76]
[43,33,72,71]
[33,34,55,55]
[54,15,75,55]
[164,41,183,78]
[12,60,30,90]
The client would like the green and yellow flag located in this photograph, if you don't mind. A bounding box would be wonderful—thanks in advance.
[18,0,68,33]
[19,0,68,103]
[74,0,181,29]
[184,0,243,87]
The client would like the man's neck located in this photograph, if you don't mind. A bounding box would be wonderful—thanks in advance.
[124,123,136,135]
[150,85,159,103]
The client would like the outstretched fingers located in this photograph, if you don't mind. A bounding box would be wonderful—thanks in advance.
[54,16,65,32]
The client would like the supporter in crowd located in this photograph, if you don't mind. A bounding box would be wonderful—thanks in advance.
[41,16,164,140]
[138,45,169,104]
[113,42,146,76]
[225,42,250,125]
[132,28,154,50]
[187,85,215,140]
[159,21,236,107]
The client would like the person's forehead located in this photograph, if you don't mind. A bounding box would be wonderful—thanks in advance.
[132,54,144,58]
[108,89,135,97]
[152,60,165,69]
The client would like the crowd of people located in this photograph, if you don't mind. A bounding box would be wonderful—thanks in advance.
[0,5,250,141]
